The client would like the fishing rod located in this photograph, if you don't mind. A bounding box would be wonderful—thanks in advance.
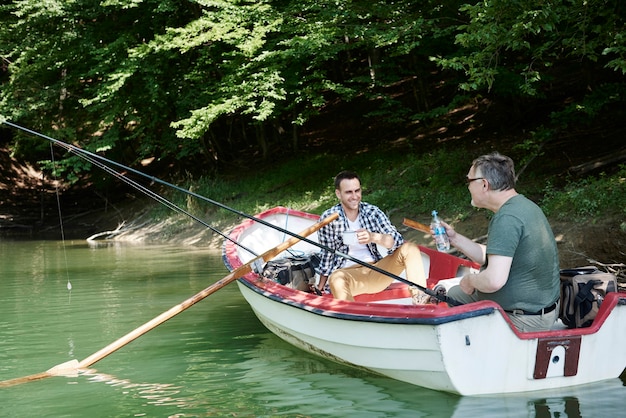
[69,139,260,257]
[4,120,258,257]
[2,120,460,305]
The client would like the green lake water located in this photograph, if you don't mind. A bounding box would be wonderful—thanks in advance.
[1,240,625,417]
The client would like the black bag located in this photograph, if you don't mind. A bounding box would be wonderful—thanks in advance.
[262,253,320,292]
[559,267,617,328]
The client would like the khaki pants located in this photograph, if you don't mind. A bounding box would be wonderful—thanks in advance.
[329,242,426,301]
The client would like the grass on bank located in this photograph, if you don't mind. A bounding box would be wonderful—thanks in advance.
[542,169,626,225]
[154,148,626,234]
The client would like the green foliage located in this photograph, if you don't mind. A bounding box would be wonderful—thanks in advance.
[174,145,478,229]
[512,82,626,170]
[1,0,625,188]
[436,0,626,96]
[38,154,93,184]
[359,148,469,216]
[166,148,626,242]
[549,83,626,127]
[541,165,626,220]
[1,0,195,164]
[0,0,462,169]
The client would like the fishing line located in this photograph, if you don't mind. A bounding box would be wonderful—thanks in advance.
[2,121,459,305]
[73,150,258,256]
[49,143,72,301]
[21,125,259,257]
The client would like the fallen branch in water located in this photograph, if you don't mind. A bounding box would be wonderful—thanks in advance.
[86,221,148,242]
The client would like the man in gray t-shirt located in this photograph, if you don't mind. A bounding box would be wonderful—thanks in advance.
[441,152,560,332]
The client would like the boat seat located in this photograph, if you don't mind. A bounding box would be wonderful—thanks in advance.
[354,283,410,303]
[418,245,481,288]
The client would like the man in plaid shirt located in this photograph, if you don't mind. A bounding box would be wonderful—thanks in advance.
[314,171,427,301]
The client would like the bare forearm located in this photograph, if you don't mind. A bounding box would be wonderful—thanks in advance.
[449,233,486,265]
[464,271,500,293]
[461,254,512,294]
[369,232,395,249]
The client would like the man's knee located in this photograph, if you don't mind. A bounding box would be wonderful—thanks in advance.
[399,241,421,257]
[329,271,354,300]
[447,285,476,305]
[329,271,347,289]
[393,242,423,267]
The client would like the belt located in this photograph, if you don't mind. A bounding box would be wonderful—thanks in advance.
[505,302,558,316]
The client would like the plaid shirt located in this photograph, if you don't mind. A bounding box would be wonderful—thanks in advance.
[317,202,403,277]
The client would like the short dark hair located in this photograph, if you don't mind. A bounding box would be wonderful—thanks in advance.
[334,170,360,190]
[472,152,516,191]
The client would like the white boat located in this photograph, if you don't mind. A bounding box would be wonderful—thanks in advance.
[222,206,626,396]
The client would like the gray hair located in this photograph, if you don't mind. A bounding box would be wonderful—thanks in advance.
[472,152,516,191]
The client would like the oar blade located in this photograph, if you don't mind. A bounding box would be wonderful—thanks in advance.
[0,213,338,389]
[46,359,80,377]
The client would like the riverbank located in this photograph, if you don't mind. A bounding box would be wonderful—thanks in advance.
[96,195,623,272]
[0,144,624,274]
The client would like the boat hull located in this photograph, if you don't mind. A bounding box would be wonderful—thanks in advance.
[223,207,626,395]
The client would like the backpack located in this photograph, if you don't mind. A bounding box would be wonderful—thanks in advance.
[559,267,617,328]
[262,253,320,292]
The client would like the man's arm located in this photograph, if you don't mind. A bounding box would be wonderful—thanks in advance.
[361,204,403,251]
[315,210,340,291]
[459,254,512,294]
[316,275,328,293]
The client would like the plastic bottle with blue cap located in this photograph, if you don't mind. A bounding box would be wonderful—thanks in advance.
[431,210,450,252]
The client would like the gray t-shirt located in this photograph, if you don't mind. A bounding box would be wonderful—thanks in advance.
[479,194,560,312]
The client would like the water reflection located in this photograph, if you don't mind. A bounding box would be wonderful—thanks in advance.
[453,378,626,418]
[1,240,626,417]
[218,333,626,417]
[82,369,191,409]
[231,334,458,417]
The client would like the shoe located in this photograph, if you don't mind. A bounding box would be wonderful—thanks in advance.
[309,284,324,296]
[428,284,447,304]
[410,286,430,305]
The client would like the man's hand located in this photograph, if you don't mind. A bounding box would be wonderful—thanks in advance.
[360,229,395,248]
[459,274,476,295]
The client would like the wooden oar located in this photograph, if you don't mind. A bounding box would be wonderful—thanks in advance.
[0,213,338,389]
[405,217,488,249]
[402,218,431,234]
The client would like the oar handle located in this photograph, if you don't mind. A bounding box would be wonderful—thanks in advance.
[402,218,431,234]
[76,212,338,369]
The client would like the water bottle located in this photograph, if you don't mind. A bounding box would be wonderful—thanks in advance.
[431,210,450,252]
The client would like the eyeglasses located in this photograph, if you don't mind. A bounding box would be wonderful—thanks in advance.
[465,177,484,184]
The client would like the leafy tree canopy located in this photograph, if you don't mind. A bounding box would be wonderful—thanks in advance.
[1,0,625,176]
